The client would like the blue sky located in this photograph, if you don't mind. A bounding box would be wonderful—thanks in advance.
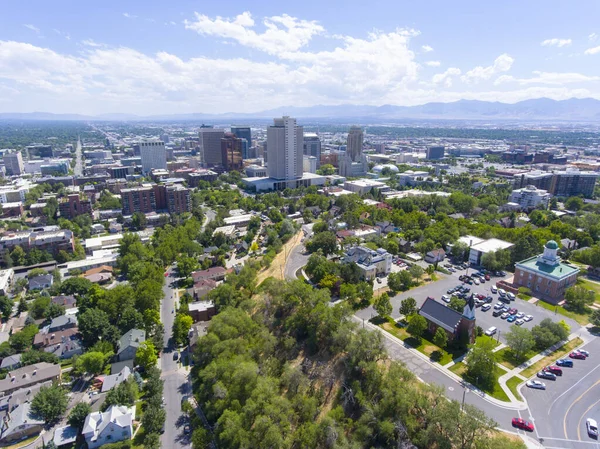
[1,0,599,115]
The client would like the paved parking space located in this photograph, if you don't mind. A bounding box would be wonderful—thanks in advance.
[357,266,582,344]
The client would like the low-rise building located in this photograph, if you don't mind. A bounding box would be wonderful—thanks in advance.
[28,274,53,291]
[467,238,514,266]
[508,185,551,210]
[116,329,145,362]
[343,245,392,280]
[0,402,44,445]
[424,249,446,264]
[191,267,227,282]
[82,405,136,449]
[0,363,61,396]
[188,301,216,322]
[99,366,132,393]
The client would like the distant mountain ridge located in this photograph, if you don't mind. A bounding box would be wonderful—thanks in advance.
[1,98,600,121]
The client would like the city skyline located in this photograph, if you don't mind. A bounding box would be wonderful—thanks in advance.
[1,1,600,115]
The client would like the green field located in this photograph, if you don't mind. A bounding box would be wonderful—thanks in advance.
[535,300,590,325]
[506,376,524,402]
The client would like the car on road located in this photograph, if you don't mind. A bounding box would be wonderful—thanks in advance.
[512,418,535,431]
[545,365,562,376]
[526,380,546,390]
[586,418,598,438]
[524,314,533,322]
[556,359,573,367]
[570,352,587,360]
[482,304,492,312]
[164,272,169,277]
[184,424,191,435]
[441,295,450,303]
[515,318,525,326]
[507,315,517,323]
[173,351,179,361]
[507,292,515,301]
[577,349,591,357]
[485,326,497,336]
[491,285,497,294]
[537,370,557,380]
[498,289,506,297]
[501,312,510,319]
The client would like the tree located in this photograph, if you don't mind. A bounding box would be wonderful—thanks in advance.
[408,264,424,282]
[316,164,335,176]
[28,268,48,279]
[142,403,166,435]
[564,286,595,313]
[465,337,497,388]
[78,308,116,347]
[10,246,26,266]
[448,296,466,312]
[192,427,212,449]
[399,297,417,317]
[531,318,569,350]
[407,314,427,341]
[75,351,106,375]
[31,385,68,423]
[433,327,448,349]
[172,314,193,346]
[591,309,600,328]
[504,326,535,362]
[9,324,38,352]
[305,231,337,256]
[451,241,469,262]
[135,341,158,372]
[0,296,13,320]
[481,249,511,271]
[388,270,412,292]
[373,293,392,318]
[177,255,199,278]
[60,277,93,296]
[68,402,92,429]
[131,211,147,230]
[103,379,139,410]
[565,196,584,211]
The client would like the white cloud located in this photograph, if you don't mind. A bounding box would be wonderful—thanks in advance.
[541,38,572,48]
[461,54,514,83]
[495,71,600,85]
[23,24,40,34]
[53,29,71,40]
[424,60,441,67]
[81,39,104,48]
[589,33,598,42]
[123,12,137,19]
[184,11,324,55]
[584,45,600,55]
[432,67,461,87]
[421,45,433,52]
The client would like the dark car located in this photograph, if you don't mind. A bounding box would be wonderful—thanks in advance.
[493,309,503,317]
[184,424,191,435]
[485,296,493,303]
[556,359,573,367]
[545,365,563,376]
[570,352,587,360]
[173,351,180,361]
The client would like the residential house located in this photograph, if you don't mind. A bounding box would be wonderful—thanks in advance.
[191,267,227,283]
[110,360,134,376]
[0,354,21,371]
[82,405,136,449]
[343,245,392,281]
[0,402,44,444]
[0,381,52,413]
[51,295,77,308]
[99,366,132,393]
[53,425,78,448]
[375,221,397,235]
[186,279,217,301]
[28,274,53,291]
[397,238,413,253]
[48,315,78,333]
[188,301,216,322]
[424,249,446,264]
[0,363,61,396]
[116,329,145,362]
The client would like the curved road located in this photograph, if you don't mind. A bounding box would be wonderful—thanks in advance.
[284,223,313,280]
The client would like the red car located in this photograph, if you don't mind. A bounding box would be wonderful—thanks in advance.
[545,365,563,376]
[570,352,587,360]
[164,272,169,277]
[508,308,518,315]
[512,418,534,431]
[485,274,490,281]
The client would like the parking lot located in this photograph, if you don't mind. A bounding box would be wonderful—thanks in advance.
[357,262,582,344]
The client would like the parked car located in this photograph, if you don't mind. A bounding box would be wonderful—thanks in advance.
[501,312,510,319]
[493,309,503,317]
[473,279,480,285]
[570,352,587,360]
[586,418,598,438]
[491,285,498,294]
[515,318,525,326]
[485,274,490,281]
[485,326,497,336]
[537,370,557,380]
[498,289,506,297]
[482,304,492,312]
[545,365,563,376]
[447,288,455,294]
[512,418,534,431]
[524,315,533,322]
[498,271,506,276]
[556,359,573,367]
[508,308,518,315]
[485,296,493,303]
[577,349,591,357]
[441,295,450,303]
[494,303,504,309]
[526,380,546,390]
[516,312,525,319]
[507,315,517,323]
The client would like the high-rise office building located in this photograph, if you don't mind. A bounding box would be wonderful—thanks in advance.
[339,126,368,177]
[139,141,167,174]
[221,133,244,171]
[426,146,445,160]
[303,133,321,168]
[231,126,252,160]
[3,151,24,176]
[199,127,225,167]
[267,116,303,180]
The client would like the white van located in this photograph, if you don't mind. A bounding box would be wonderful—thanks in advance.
[485,326,497,336]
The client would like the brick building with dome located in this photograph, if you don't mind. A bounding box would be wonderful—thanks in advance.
[513,240,579,304]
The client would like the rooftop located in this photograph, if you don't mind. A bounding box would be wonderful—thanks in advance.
[419,298,463,333]
[516,256,579,280]
[470,238,514,254]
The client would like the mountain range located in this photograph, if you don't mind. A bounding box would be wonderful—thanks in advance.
[1,98,600,122]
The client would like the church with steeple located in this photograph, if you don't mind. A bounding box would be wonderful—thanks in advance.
[418,295,477,345]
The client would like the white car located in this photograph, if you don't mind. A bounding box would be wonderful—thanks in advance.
[482,304,492,312]
[473,279,480,285]
[507,292,515,300]
[526,380,546,390]
[441,295,450,303]
[577,349,591,357]
[485,326,497,336]
[515,319,525,326]
[498,289,506,297]
[491,285,498,294]
[501,312,510,319]
[516,312,525,319]
[587,418,598,437]
[494,303,504,310]
[524,315,533,322]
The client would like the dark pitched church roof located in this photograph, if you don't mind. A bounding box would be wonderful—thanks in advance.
[418,298,463,333]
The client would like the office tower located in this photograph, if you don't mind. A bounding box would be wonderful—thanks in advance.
[3,151,24,176]
[267,116,303,180]
[303,133,321,168]
[231,126,252,160]
[339,126,367,177]
[199,127,225,167]
[426,146,445,160]
[303,156,317,174]
[139,141,167,174]
[221,133,244,171]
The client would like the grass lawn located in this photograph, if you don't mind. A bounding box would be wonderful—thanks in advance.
[379,321,465,365]
[535,300,590,325]
[449,361,467,376]
[577,278,600,302]
[521,337,584,378]
[451,362,510,402]
[506,376,524,401]
[495,347,537,370]
[475,335,501,349]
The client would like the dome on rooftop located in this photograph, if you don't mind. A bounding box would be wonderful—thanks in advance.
[545,240,559,250]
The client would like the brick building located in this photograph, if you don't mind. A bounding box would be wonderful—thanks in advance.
[121,186,156,215]
[58,194,92,219]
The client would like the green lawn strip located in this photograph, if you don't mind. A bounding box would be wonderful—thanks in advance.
[577,278,600,303]
[520,337,583,378]
[535,299,590,325]
[449,361,466,376]
[506,376,524,402]
[475,335,501,349]
[452,363,510,402]
[495,347,537,370]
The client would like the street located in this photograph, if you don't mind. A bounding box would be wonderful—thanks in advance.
[284,223,313,280]
[160,265,191,449]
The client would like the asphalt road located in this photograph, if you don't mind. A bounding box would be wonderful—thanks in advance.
[202,209,216,231]
[522,336,600,449]
[160,266,191,449]
[284,223,313,280]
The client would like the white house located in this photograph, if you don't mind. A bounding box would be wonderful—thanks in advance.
[82,405,136,449]
[343,245,392,280]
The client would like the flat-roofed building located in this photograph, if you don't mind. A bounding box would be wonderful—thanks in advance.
[121,185,156,215]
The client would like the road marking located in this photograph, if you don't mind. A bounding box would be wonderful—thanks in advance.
[540,436,600,445]
[548,361,600,417]
[577,398,600,441]
[563,380,600,439]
